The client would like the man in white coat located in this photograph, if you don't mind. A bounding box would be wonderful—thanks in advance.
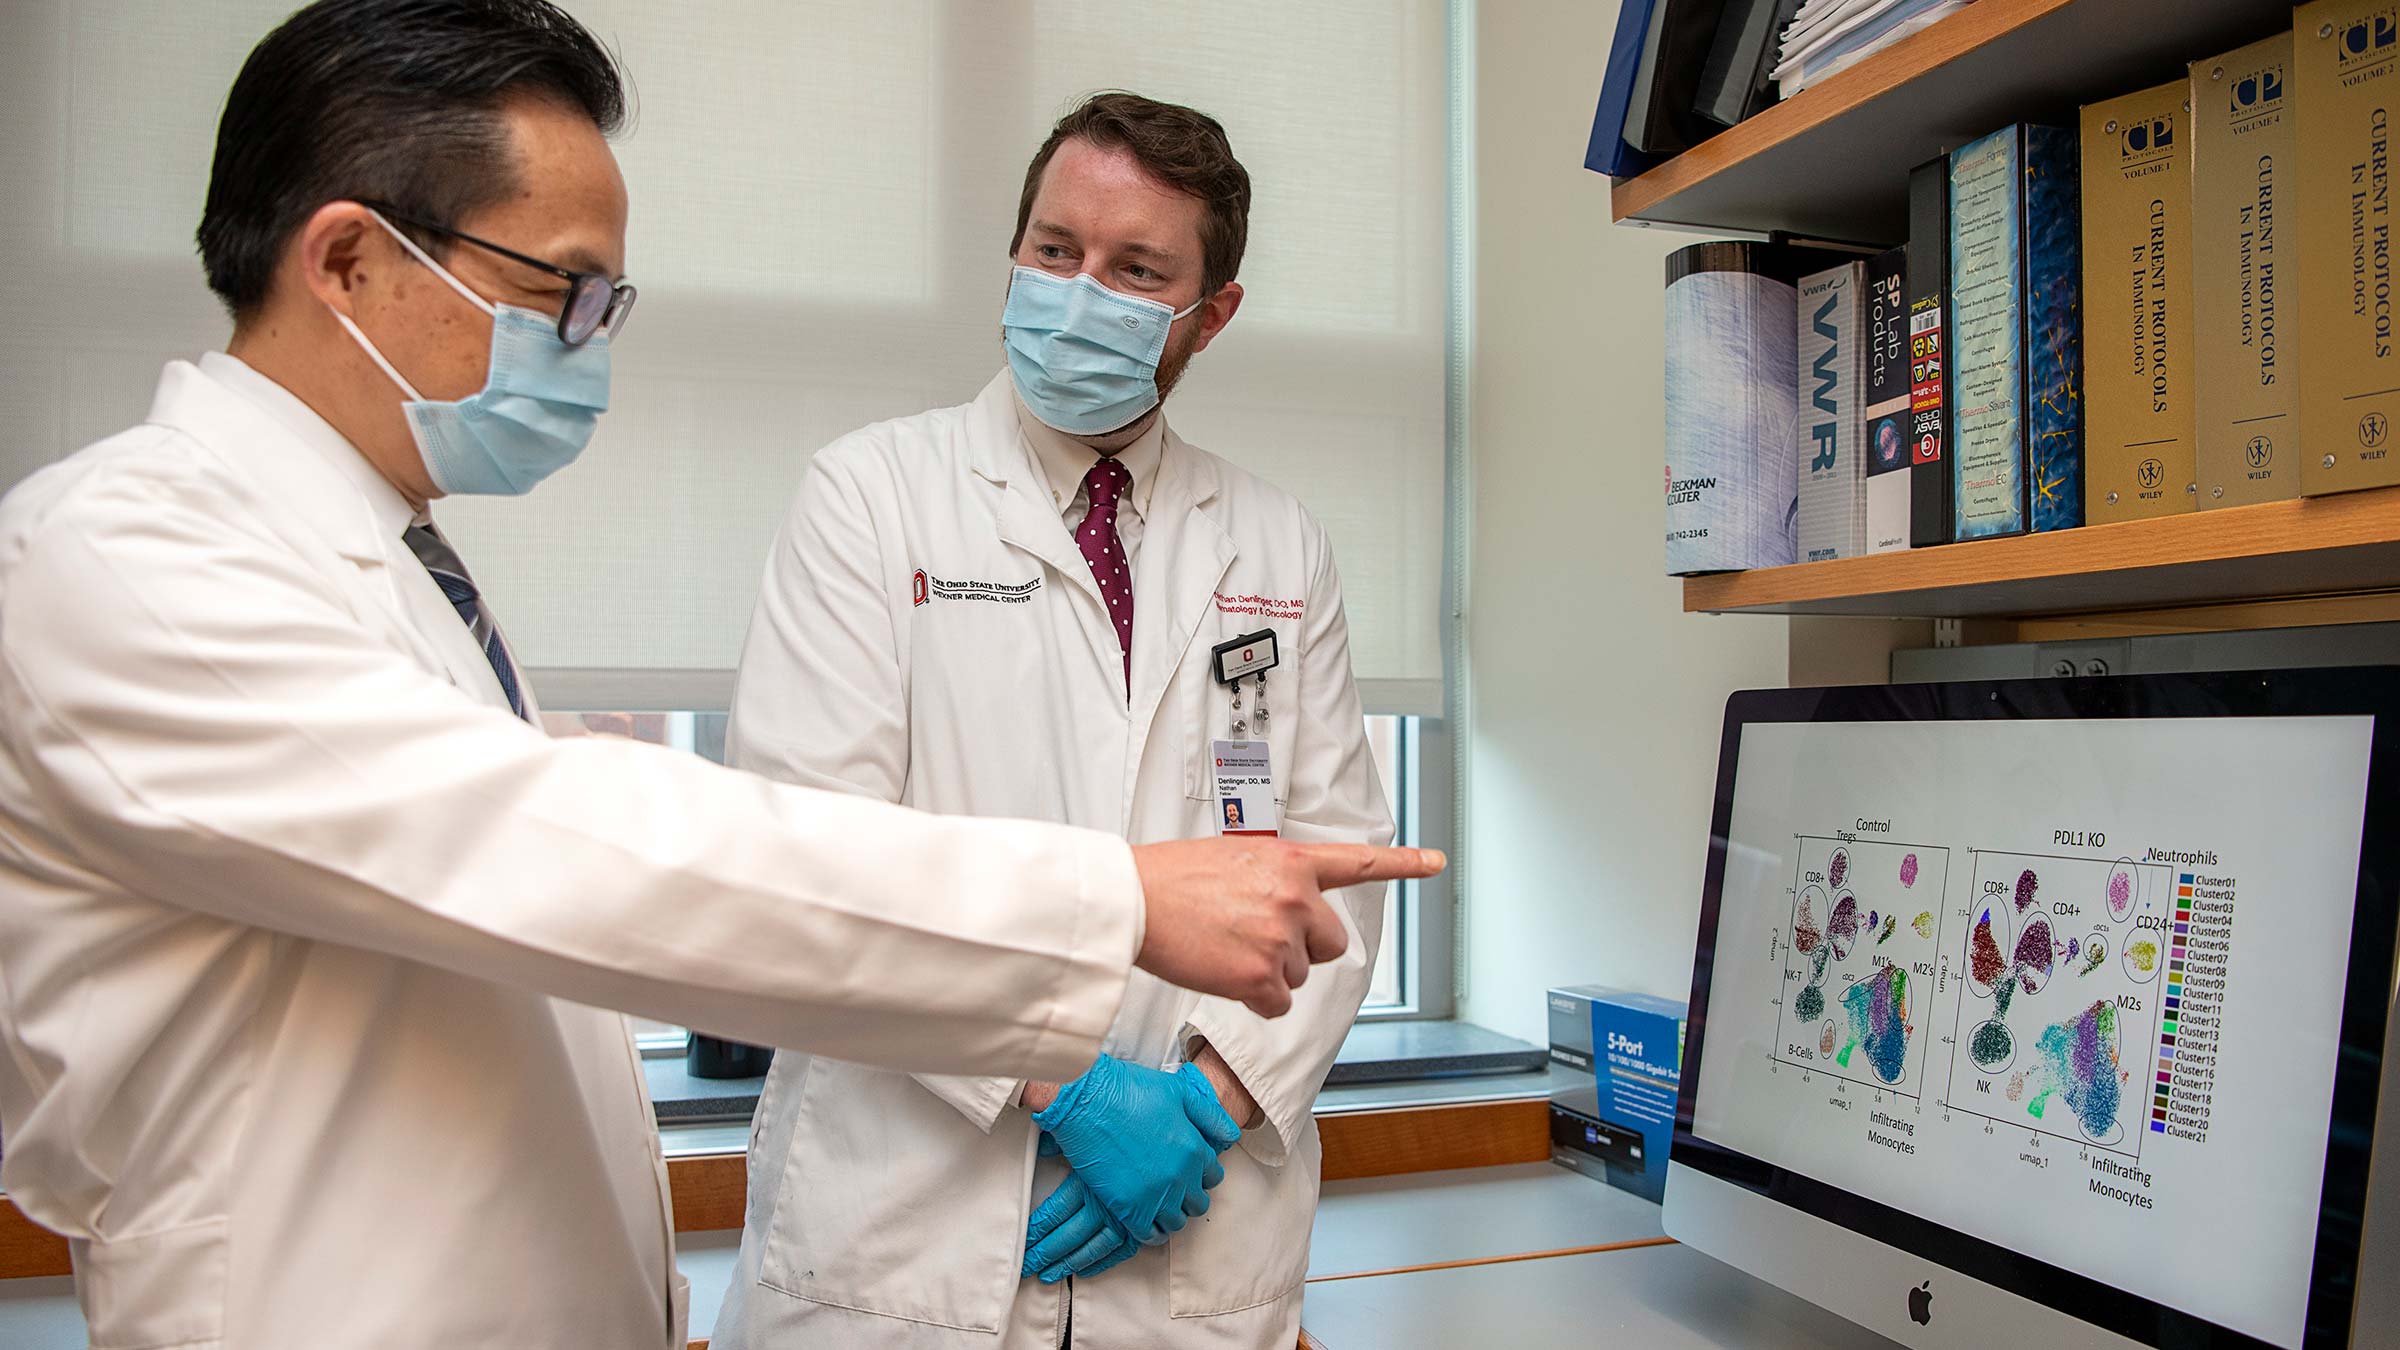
[713,94,1396,1349]
[0,10,1441,1350]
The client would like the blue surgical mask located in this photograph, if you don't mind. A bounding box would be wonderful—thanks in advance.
[1001,266,1203,436]
[330,210,610,496]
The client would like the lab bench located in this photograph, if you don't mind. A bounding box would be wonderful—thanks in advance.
[0,1162,1900,1349]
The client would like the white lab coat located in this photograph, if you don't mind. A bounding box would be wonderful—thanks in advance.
[0,356,1149,1350]
[711,373,1393,1350]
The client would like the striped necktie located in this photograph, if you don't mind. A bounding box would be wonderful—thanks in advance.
[403,523,527,720]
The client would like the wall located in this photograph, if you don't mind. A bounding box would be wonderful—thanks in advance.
[1458,0,1792,1044]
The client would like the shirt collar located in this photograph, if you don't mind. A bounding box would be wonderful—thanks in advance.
[198,351,422,544]
[1012,384,1166,522]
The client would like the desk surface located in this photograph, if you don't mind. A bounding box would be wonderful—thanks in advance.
[1310,1161,1662,1278]
[0,1164,1897,1350]
[1300,1240,1907,1350]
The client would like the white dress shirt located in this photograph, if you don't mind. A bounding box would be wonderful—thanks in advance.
[1015,389,1165,568]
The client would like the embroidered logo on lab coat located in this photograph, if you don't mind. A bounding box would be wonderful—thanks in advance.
[911,570,1043,605]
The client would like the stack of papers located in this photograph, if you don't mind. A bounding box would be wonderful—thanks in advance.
[1772,0,1976,96]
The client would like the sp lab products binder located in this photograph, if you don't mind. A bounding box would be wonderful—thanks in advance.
[1863,248,1914,553]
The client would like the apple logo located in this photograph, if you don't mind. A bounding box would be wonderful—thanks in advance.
[1908,1281,1933,1327]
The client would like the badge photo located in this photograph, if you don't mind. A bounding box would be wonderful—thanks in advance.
[1211,738,1280,837]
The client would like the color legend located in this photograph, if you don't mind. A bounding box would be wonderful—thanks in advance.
[2154,872,2233,1144]
[2152,877,2194,1133]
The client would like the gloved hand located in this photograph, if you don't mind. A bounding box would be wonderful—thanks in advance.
[1021,1171,1139,1284]
[1030,1057,1243,1247]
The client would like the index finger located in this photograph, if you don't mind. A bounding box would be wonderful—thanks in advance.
[1301,844,1447,888]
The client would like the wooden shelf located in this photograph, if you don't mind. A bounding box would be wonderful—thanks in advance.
[1611,0,2292,240]
[1683,488,2400,617]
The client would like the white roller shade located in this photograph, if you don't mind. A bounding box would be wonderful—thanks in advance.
[0,0,1450,701]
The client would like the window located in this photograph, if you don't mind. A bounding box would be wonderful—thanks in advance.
[5,0,1463,1020]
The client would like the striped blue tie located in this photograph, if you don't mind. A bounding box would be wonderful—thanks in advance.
[403,523,527,720]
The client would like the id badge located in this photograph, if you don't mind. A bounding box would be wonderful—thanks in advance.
[1211,739,1280,837]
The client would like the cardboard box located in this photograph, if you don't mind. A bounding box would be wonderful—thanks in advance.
[2193,32,2298,508]
[2082,81,2197,522]
[1550,1100,1650,1187]
[2297,0,2400,495]
[1546,985,1687,1203]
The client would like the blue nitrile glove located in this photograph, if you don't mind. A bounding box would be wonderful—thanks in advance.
[1030,1057,1243,1245]
[1021,1171,1140,1284]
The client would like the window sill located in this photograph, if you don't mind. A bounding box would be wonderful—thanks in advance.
[650,1020,1555,1136]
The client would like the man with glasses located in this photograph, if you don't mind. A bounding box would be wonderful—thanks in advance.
[0,6,1438,1349]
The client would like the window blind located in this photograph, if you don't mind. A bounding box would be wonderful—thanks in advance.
[0,0,1451,705]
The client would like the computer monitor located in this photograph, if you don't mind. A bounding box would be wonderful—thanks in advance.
[1665,670,2400,1349]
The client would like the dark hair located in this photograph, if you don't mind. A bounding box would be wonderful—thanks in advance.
[197,0,627,318]
[1012,92,1251,299]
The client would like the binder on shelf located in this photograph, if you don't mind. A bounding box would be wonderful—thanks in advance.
[1627,0,1730,157]
[1696,0,1802,128]
[1587,0,1667,178]
[2193,32,2297,509]
[1798,260,1868,562]
[1948,123,2083,540]
[1906,154,1955,546]
[2297,0,2400,496]
[1863,249,1913,553]
[2081,80,2196,524]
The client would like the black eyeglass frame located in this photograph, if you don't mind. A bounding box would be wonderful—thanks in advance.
[354,199,636,346]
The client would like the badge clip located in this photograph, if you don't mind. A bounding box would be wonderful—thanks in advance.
[1211,629,1279,685]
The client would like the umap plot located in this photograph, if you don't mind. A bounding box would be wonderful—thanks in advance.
[1943,850,2171,1155]
[1775,837,1951,1096]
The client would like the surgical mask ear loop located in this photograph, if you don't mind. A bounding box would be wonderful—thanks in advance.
[367,209,497,317]
[326,209,500,402]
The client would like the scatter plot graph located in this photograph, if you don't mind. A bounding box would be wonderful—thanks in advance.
[1795,886,1827,954]
[1968,1016,2015,1073]
[1943,850,2170,1157]
[1967,904,2011,997]
[2031,1000,2126,1147]
[1776,836,1951,1095]
[1838,966,1911,1084]
[2106,861,2138,922]
[1828,893,1862,960]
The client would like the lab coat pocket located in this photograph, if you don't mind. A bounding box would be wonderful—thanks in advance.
[756,1060,1026,1332]
[1166,1120,1318,1318]
[1179,637,1298,809]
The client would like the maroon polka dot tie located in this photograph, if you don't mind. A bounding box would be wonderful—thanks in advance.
[1078,459,1134,691]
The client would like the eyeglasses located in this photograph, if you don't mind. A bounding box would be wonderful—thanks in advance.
[356,200,636,346]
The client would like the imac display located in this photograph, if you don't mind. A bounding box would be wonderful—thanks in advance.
[1668,672,2400,1349]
